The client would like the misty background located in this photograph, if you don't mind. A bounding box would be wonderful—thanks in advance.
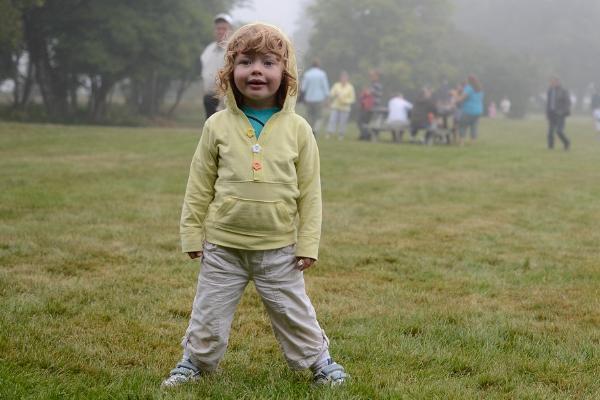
[1,0,598,124]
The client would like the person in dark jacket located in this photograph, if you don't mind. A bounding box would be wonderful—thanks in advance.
[546,77,571,150]
[410,87,437,144]
[357,86,375,140]
[358,69,383,141]
[433,79,453,129]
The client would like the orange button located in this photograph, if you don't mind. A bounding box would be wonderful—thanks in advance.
[252,161,262,171]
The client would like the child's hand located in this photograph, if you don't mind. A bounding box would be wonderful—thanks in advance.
[187,251,203,259]
[295,257,316,271]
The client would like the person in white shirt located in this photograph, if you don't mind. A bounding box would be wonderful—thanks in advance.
[500,97,511,116]
[386,93,413,142]
[200,13,233,119]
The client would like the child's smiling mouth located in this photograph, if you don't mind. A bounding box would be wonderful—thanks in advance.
[248,79,266,86]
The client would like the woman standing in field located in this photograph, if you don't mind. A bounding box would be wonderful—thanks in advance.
[326,71,356,140]
[457,75,484,145]
[161,22,347,388]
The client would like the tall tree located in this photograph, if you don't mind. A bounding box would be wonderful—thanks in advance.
[0,0,22,81]
[306,0,455,95]
[12,0,240,122]
[0,0,43,108]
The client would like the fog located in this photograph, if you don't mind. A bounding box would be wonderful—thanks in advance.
[231,0,304,36]
[246,0,599,116]
[3,0,599,121]
[231,0,600,98]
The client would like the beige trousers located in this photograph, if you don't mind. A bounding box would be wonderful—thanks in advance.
[181,242,329,371]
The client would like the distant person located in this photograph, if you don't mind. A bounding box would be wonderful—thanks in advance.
[358,69,384,141]
[357,85,375,140]
[369,69,383,108]
[410,87,437,144]
[200,13,233,119]
[300,59,330,134]
[457,75,484,145]
[591,89,600,111]
[433,79,453,129]
[500,97,511,116]
[546,76,571,150]
[326,71,355,140]
[162,23,347,388]
[488,101,497,118]
[386,93,413,142]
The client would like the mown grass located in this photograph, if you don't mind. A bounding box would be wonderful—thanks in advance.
[0,117,599,399]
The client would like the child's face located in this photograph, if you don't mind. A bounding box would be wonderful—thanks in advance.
[233,52,284,109]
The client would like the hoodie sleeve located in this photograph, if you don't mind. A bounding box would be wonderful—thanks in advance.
[295,125,322,260]
[180,122,218,253]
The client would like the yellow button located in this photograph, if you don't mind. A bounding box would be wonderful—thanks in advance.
[247,129,254,138]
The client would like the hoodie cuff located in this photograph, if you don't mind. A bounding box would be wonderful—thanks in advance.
[181,234,204,254]
[296,236,319,260]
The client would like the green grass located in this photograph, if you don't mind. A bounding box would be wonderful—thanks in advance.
[0,117,599,399]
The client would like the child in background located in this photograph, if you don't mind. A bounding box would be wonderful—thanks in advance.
[357,86,375,140]
[161,23,347,388]
[488,101,497,118]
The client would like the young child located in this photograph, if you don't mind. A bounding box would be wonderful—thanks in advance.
[161,23,347,388]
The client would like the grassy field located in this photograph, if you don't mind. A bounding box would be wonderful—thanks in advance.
[0,117,599,399]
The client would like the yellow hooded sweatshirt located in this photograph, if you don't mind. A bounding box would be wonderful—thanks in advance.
[180,24,322,259]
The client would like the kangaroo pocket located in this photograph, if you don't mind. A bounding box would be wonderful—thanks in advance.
[213,196,294,236]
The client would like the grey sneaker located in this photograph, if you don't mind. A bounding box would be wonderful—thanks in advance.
[313,361,348,386]
[161,365,201,388]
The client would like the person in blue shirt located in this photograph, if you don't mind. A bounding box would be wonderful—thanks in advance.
[300,59,330,135]
[457,75,484,145]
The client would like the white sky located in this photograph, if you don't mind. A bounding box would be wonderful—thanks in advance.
[230,0,304,37]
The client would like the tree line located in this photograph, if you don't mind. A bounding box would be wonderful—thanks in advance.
[0,0,239,123]
[304,0,599,118]
[2,0,597,123]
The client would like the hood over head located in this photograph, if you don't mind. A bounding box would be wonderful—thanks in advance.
[217,23,299,114]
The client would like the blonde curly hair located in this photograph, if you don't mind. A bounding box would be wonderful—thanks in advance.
[216,23,298,108]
